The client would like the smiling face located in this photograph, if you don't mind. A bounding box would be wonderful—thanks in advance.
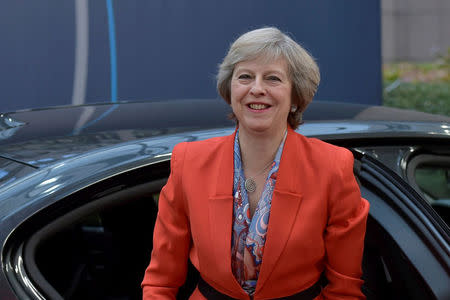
[230,57,292,137]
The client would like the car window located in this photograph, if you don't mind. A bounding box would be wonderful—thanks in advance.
[415,166,450,202]
[406,154,450,225]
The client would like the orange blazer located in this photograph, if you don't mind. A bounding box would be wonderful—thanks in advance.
[142,127,369,300]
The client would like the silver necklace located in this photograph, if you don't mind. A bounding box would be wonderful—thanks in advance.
[243,159,273,193]
[239,129,286,193]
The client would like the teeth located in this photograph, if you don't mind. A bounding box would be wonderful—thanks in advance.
[249,103,268,110]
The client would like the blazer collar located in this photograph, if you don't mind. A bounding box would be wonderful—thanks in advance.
[208,127,305,295]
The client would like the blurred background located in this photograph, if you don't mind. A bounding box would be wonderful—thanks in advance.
[382,0,449,116]
[0,0,448,115]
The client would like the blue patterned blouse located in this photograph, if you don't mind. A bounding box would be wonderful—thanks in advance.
[231,130,286,296]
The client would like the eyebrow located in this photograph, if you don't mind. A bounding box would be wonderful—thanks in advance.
[234,68,287,77]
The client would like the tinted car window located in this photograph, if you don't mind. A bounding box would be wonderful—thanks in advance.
[407,154,450,225]
[415,166,450,201]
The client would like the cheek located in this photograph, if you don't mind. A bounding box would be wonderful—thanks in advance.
[230,83,246,102]
[229,82,236,101]
[276,88,293,106]
[278,90,293,117]
[229,91,239,113]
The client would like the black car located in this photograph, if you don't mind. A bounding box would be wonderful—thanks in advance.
[0,99,449,299]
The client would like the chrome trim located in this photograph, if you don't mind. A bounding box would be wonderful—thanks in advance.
[14,244,45,300]
[4,243,46,300]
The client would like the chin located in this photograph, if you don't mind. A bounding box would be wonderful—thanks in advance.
[238,116,287,134]
[242,124,279,135]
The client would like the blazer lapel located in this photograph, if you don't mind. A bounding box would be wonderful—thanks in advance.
[207,131,244,292]
[256,127,304,292]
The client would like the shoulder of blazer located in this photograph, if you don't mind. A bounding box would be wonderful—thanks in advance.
[174,134,234,168]
[290,130,353,166]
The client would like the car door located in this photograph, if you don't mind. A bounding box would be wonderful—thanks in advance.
[355,151,450,299]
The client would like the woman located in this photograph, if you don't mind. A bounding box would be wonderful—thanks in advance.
[142,27,369,299]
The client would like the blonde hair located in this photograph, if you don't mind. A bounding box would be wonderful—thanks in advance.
[217,27,320,129]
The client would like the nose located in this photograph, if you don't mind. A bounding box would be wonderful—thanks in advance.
[250,77,266,97]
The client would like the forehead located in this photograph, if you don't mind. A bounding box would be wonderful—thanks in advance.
[234,56,289,74]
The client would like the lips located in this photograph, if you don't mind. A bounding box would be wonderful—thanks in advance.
[248,103,270,110]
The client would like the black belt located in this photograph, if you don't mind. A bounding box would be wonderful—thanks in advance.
[198,277,322,300]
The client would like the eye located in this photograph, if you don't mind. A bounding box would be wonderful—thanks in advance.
[238,74,252,80]
[267,75,281,82]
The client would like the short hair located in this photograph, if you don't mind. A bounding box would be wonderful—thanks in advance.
[217,27,320,129]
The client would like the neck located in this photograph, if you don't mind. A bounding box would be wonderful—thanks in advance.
[238,125,287,174]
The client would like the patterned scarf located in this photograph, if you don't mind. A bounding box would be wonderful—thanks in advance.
[231,130,286,295]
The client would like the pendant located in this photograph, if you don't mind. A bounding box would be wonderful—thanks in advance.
[244,178,256,193]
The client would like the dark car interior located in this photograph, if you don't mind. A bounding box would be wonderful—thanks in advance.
[4,155,441,300]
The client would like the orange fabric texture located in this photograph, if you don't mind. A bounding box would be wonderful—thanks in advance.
[141,127,369,299]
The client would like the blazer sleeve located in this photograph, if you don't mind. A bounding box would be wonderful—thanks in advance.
[320,149,370,300]
[141,142,191,299]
